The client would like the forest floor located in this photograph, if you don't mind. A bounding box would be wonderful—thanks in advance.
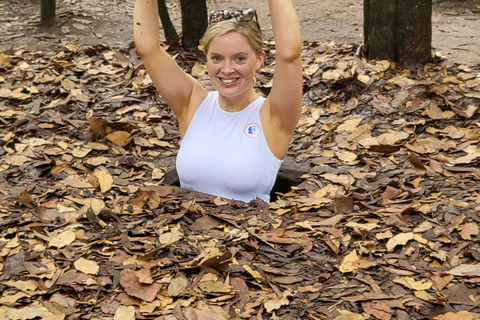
[1,0,480,320]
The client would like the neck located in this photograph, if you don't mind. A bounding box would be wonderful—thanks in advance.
[218,88,259,112]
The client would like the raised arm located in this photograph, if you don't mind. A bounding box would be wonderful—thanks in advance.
[265,0,302,132]
[133,0,205,123]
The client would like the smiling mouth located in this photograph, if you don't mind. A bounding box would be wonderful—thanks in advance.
[220,78,236,84]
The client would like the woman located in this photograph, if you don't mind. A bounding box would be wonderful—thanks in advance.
[133,0,302,202]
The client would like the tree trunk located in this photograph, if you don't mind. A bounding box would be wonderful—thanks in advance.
[180,0,208,49]
[41,0,56,26]
[157,0,178,42]
[364,0,432,64]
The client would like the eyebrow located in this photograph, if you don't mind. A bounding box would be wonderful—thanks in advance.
[209,51,249,56]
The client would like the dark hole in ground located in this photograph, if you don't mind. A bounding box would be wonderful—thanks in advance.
[163,163,309,202]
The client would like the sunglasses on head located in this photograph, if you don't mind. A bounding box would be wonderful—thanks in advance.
[209,9,259,26]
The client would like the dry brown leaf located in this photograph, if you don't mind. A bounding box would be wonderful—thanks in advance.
[337,117,363,131]
[382,185,402,200]
[409,152,426,170]
[119,269,161,302]
[192,61,206,77]
[198,280,233,294]
[346,221,380,231]
[5,306,52,320]
[0,292,29,304]
[339,249,359,273]
[42,314,66,320]
[74,258,99,275]
[264,289,294,313]
[71,146,93,158]
[336,150,358,162]
[139,301,160,314]
[113,306,136,320]
[376,230,393,240]
[49,231,75,248]
[386,233,414,253]
[361,301,392,320]
[456,151,480,164]
[434,311,480,320]
[60,176,94,189]
[0,52,13,66]
[136,269,154,285]
[159,227,182,245]
[80,198,105,216]
[322,173,355,186]
[4,280,39,292]
[167,277,188,297]
[322,69,341,81]
[414,290,437,302]
[4,154,29,166]
[393,277,432,290]
[183,307,227,320]
[447,264,480,277]
[432,274,454,291]
[334,310,369,320]
[94,168,113,192]
[107,131,131,147]
[213,196,228,206]
[151,168,164,180]
[413,221,433,234]
[460,223,479,240]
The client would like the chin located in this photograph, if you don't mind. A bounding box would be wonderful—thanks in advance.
[217,90,240,98]
[216,84,249,98]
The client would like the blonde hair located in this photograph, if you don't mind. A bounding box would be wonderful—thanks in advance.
[200,19,263,56]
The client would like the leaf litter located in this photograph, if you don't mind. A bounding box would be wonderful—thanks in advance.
[0,39,480,319]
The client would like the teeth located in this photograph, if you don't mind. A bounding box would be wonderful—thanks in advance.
[222,79,234,84]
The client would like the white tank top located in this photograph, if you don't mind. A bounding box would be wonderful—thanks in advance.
[176,91,282,202]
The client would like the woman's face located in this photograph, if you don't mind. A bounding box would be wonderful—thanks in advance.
[206,32,264,98]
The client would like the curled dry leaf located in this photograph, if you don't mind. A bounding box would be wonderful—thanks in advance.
[409,152,426,170]
[119,269,161,302]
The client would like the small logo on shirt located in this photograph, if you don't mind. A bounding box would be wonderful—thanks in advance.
[244,123,261,138]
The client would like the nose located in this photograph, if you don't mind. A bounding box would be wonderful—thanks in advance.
[221,60,234,74]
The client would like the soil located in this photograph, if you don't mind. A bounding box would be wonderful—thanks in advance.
[1,0,479,66]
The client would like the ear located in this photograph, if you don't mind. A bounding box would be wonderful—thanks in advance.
[256,51,265,70]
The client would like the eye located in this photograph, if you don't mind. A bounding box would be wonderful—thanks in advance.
[210,55,222,62]
[235,56,246,63]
